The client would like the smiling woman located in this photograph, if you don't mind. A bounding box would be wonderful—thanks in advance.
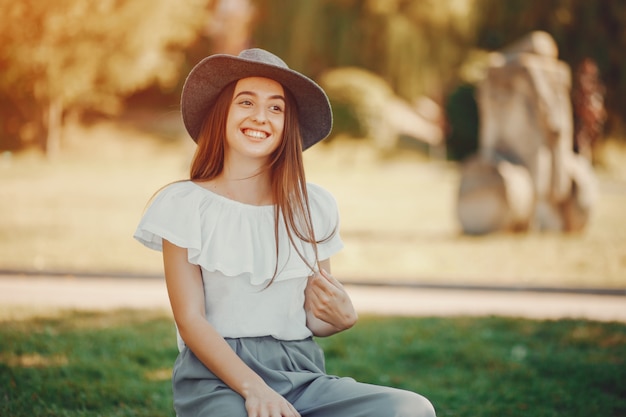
[133,48,436,417]
[220,77,286,187]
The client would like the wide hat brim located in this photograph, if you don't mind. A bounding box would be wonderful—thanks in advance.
[181,48,332,150]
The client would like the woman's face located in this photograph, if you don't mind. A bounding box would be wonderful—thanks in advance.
[225,76,285,163]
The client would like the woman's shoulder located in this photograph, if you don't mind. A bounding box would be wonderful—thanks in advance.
[152,180,215,204]
[157,180,198,195]
[306,182,339,209]
[151,180,194,199]
[144,181,215,216]
[305,182,341,233]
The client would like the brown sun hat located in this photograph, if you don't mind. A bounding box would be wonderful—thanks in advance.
[181,48,333,150]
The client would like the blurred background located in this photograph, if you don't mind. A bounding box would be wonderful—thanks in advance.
[1,0,625,289]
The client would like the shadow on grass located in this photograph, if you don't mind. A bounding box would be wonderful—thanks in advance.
[0,310,177,417]
[1,310,625,417]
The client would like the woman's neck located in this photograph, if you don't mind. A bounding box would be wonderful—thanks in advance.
[206,166,273,206]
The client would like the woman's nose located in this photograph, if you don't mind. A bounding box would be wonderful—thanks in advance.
[251,107,267,123]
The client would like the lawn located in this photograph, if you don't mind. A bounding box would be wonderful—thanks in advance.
[1,122,625,416]
[1,310,624,417]
[1,118,625,289]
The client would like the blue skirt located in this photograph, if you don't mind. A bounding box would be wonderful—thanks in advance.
[172,336,435,417]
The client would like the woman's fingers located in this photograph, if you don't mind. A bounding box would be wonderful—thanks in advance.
[319,268,344,288]
[305,270,357,330]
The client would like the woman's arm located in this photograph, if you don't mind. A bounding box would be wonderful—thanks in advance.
[304,259,358,337]
[162,239,300,417]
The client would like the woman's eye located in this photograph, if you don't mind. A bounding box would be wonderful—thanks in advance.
[239,100,253,106]
[270,104,284,113]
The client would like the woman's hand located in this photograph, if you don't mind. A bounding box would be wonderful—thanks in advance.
[243,382,300,417]
[163,240,298,416]
[305,268,358,336]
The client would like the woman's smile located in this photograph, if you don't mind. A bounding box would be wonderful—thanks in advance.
[225,76,285,160]
[242,128,270,140]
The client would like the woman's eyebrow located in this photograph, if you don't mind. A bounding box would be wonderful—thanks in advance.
[234,91,286,102]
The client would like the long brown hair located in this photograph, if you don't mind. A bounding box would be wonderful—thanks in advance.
[190,79,334,284]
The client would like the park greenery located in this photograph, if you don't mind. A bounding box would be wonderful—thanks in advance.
[1,3,625,415]
[1,0,626,157]
[1,310,624,416]
[0,0,214,155]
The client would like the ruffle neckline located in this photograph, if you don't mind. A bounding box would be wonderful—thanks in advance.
[188,181,275,210]
[134,181,342,286]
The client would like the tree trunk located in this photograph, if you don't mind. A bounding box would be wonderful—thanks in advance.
[45,98,63,158]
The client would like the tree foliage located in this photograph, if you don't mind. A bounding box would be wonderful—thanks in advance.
[252,0,626,141]
[3,0,625,154]
[473,0,626,136]
[253,0,480,102]
[0,0,214,153]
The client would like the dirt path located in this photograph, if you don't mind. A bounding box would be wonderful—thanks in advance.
[1,275,624,322]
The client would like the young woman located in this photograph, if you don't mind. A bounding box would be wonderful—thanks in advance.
[135,48,436,417]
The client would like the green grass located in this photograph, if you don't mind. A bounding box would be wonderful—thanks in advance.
[0,310,177,417]
[1,310,625,417]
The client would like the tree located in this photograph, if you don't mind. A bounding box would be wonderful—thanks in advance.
[474,0,626,138]
[252,0,480,103]
[0,0,215,156]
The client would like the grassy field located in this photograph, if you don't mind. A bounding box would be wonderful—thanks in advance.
[1,310,624,417]
[1,123,625,416]
[1,119,625,288]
